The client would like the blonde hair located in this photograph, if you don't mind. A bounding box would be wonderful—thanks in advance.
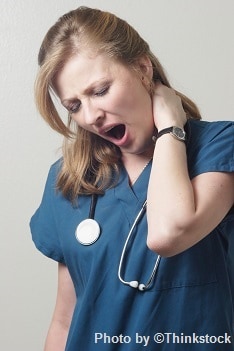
[35,6,201,201]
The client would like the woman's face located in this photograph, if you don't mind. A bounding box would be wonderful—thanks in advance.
[55,51,155,158]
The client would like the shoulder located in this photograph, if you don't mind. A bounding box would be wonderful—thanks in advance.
[30,157,66,263]
[48,158,63,180]
[186,119,234,143]
[41,158,63,194]
[33,158,66,213]
[186,119,234,179]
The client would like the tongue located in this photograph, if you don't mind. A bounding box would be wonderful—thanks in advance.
[111,124,125,140]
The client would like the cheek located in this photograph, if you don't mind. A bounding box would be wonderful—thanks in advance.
[70,114,90,132]
[109,85,143,114]
[70,113,81,126]
[114,95,135,113]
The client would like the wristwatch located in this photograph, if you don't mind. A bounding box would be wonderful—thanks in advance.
[156,126,186,142]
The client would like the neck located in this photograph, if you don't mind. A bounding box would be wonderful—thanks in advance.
[122,152,153,186]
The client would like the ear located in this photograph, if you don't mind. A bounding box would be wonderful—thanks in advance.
[136,55,153,80]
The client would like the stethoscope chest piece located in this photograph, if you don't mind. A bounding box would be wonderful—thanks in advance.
[75,218,101,245]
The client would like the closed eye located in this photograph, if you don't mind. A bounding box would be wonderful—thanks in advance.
[63,83,110,113]
[68,100,81,114]
[94,85,110,97]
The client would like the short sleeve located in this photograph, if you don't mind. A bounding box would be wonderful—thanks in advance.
[30,160,65,263]
[187,120,234,179]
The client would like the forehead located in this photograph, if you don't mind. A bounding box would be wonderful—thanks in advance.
[54,51,134,99]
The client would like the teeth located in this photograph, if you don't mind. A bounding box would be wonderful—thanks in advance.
[104,126,114,133]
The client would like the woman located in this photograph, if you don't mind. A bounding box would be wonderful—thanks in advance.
[30,6,234,351]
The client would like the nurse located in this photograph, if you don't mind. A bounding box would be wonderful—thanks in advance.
[30,6,234,351]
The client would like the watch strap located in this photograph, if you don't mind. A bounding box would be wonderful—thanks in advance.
[156,126,186,142]
[157,127,173,139]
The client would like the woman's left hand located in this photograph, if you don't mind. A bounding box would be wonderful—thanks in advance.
[152,83,187,131]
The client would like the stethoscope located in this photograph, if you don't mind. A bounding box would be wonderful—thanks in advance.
[75,194,100,245]
[75,194,161,291]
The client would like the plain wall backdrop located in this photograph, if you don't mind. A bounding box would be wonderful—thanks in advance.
[0,0,233,349]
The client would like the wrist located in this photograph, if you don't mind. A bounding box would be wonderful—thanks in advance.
[155,126,186,142]
[156,121,185,130]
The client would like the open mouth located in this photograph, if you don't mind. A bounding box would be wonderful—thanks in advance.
[106,124,126,140]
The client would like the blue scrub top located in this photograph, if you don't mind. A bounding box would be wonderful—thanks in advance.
[30,119,234,350]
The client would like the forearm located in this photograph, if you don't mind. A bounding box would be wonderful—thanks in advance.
[147,84,234,257]
[44,320,69,351]
[147,134,195,256]
[44,321,68,351]
[43,263,76,351]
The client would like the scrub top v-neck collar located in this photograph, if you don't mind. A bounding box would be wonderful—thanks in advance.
[114,161,152,224]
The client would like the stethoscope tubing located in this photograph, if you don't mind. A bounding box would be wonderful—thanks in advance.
[76,195,161,291]
[89,193,98,219]
[118,200,147,284]
[118,200,161,291]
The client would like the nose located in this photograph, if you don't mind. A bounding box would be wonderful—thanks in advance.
[82,100,104,126]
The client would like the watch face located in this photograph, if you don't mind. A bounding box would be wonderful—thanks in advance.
[173,127,186,140]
